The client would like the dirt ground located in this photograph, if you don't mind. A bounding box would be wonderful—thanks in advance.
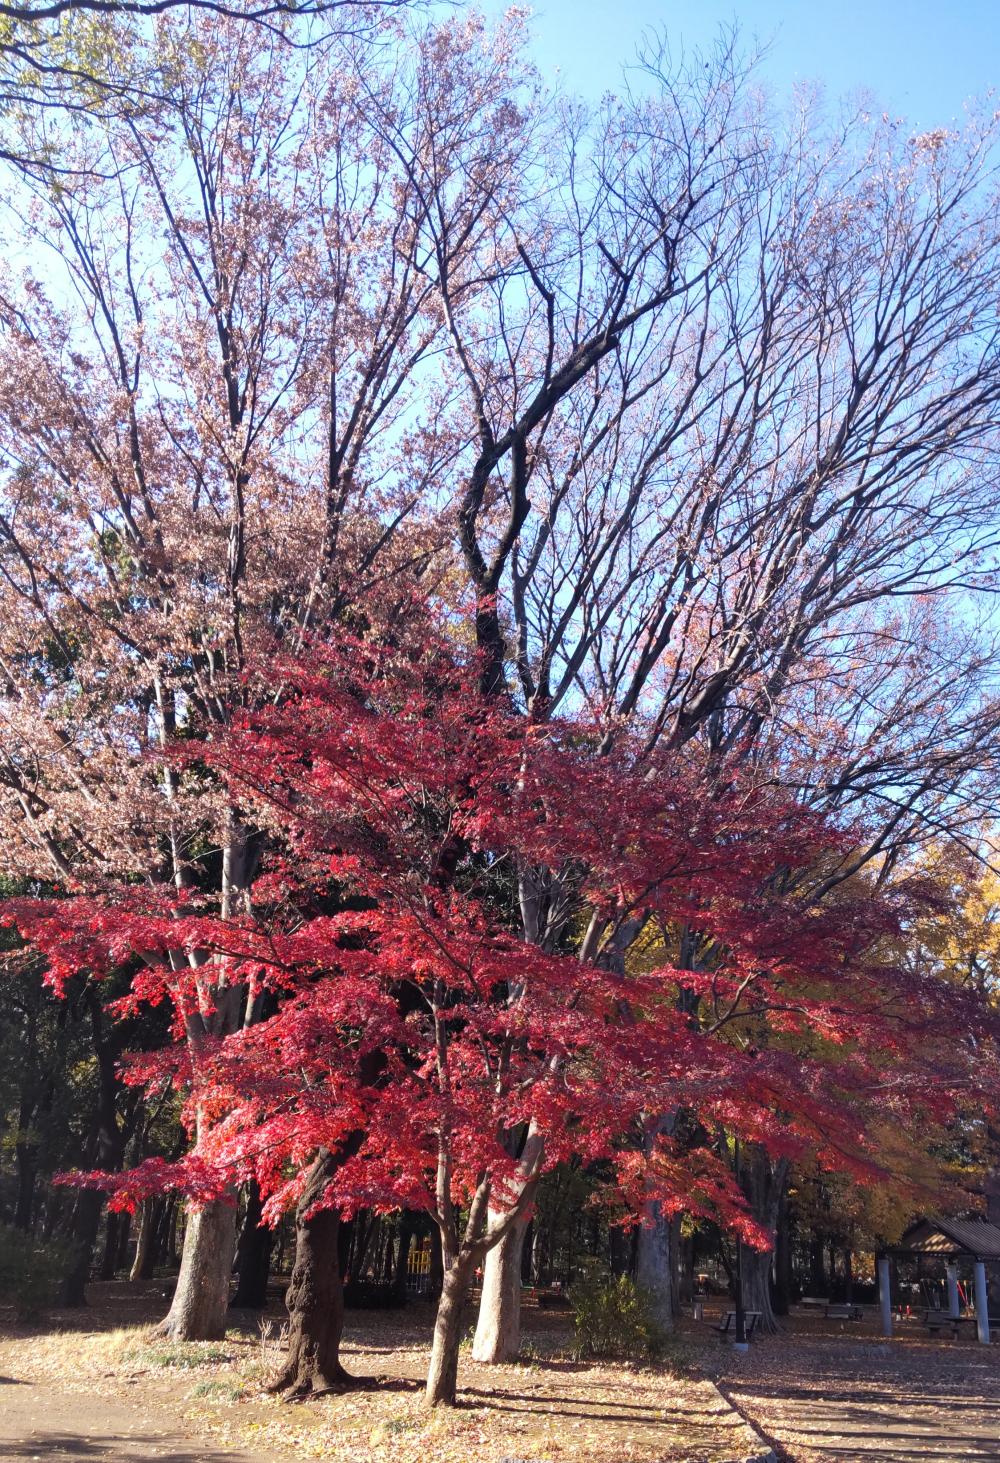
[0,1282,760,1463]
[706,1308,1000,1462]
[5,1284,1000,1463]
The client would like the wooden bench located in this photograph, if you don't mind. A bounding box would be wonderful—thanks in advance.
[825,1302,864,1321]
[714,1310,762,1340]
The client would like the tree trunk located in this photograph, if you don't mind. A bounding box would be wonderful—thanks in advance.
[269,1151,358,1398]
[472,1213,528,1362]
[166,1197,180,1268]
[809,1232,826,1294]
[62,1191,103,1306]
[13,1135,37,1232]
[100,1210,121,1280]
[669,1213,682,1315]
[738,1148,788,1334]
[678,1226,695,1307]
[115,1210,132,1274]
[392,1212,416,1303]
[67,993,137,1302]
[742,1245,775,1329]
[635,1200,675,1331]
[429,1223,443,1299]
[426,1253,475,1407]
[159,1199,238,1340]
[773,1189,792,1316]
[130,1198,162,1283]
[632,1113,679,1330]
[231,1182,274,1309]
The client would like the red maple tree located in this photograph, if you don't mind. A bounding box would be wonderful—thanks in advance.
[8,631,996,1403]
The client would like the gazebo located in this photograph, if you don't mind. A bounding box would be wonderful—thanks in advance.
[878,1217,1000,1343]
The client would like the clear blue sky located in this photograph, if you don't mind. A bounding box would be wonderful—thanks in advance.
[504,0,998,126]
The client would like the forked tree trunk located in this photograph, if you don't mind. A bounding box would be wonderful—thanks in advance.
[635,1199,675,1331]
[737,1149,789,1335]
[426,1252,476,1407]
[472,1213,529,1362]
[269,1151,358,1398]
[159,1199,238,1340]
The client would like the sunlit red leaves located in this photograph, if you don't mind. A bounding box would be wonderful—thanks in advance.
[9,636,999,1236]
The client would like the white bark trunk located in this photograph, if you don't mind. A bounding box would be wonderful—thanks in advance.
[471,1212,529,1362]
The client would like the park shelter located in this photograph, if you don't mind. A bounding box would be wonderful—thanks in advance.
[877,1217,1000,1343]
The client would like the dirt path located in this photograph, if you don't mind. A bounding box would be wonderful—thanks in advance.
[714,1331,1000,1462]
[0,1374,271,1462]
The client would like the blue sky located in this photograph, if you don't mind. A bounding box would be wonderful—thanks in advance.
[502,1,998,126]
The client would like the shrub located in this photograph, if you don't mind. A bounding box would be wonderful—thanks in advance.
[569,1263,665,1362]
[0,1223,77,1320]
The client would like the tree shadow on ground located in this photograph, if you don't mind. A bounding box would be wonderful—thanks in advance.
[0,1434,262,1461]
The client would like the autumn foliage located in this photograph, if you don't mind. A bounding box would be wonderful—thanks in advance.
[6,624,998,1395]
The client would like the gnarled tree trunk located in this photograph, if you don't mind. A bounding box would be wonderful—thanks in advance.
[269,1150,358,1398]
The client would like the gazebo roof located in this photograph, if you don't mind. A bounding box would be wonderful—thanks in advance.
[894,1216,1000,1260]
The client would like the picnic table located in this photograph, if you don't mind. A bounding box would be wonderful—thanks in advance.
[923,1310,973,1337]
[715,1309,762,1341]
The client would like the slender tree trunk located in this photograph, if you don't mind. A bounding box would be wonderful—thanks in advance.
[809,1232,826,1294]
[114,1210,132,1274]
[773,1189,792,1316]
[166,1198,180,1268]
[130,1197,165,1283]
[100,1211,121,1280]
[635,1201,675,1331]
[669,1213,682,1316]
[231,1182,274,1309]
[159,1200,238,1341]
[269,1151,359,1398]
[429,1224,443,1300]
[426,1253,476,1407]
[159,819,257,1339]
[13,1137,37,1232]
[472,1213,529,1362]
[678,1226,694,1307]
[392,1212,416,1303]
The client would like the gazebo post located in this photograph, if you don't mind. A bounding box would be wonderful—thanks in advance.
[878,1253,893,1337]
[973,1260,990,1344]
[946,1261,960,1321]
